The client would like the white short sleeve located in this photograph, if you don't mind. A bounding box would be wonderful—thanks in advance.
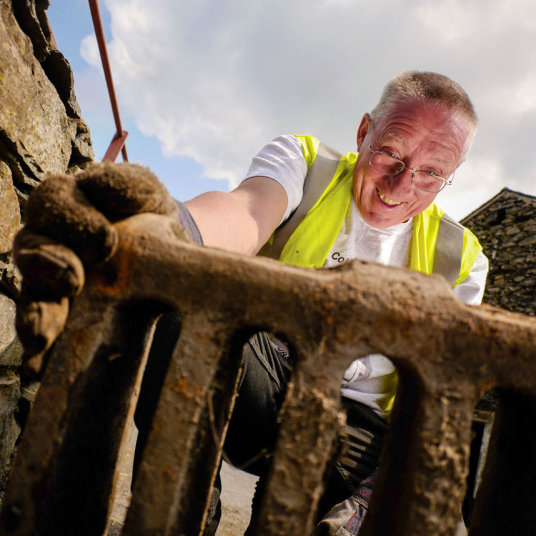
[243,135,307,222]
[452,251,489,305]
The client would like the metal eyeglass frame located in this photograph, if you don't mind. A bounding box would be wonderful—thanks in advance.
[367,124,454,193]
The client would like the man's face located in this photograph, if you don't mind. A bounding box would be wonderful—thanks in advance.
[352,100,469,229]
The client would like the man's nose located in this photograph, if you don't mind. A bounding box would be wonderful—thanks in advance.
[386,168,414,194]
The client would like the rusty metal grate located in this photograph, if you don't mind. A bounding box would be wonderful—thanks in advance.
[1,213,535,536]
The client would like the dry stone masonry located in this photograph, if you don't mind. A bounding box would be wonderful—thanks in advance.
[461,188,536,316]
[0,0,93,496]
[459,188,536,514]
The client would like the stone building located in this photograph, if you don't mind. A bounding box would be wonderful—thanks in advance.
[459,188,535,523]
[461,188,536,316]
[0,0,93,495]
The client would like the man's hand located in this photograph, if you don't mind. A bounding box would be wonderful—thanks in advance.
[14,162,179,376]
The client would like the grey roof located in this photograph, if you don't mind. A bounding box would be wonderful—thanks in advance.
[460,187,536,224]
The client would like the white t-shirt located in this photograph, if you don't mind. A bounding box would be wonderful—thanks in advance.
[244,135,489,417]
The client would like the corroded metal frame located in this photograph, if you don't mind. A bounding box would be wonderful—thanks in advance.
[1,213,536,536]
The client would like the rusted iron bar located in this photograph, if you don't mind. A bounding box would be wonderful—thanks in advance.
[88,0,128,162]
[102,130,129,163]
[2,213,536,535]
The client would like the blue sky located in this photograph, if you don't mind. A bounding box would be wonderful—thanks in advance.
[47,0,227,201]
[47,0,536,218]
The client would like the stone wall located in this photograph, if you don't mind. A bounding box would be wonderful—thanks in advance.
[0,0,94,495]
[461,188,536,316]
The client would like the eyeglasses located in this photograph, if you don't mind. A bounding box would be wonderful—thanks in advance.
[367,125,454,193]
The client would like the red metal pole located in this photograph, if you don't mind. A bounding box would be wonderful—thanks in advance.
[88,0,128,162]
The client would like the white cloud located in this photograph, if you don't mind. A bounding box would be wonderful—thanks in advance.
[85,0,536,209]
[440,154,505,220]
[510,74,536,115]
[80,34,100,70]
[416,0,479,43]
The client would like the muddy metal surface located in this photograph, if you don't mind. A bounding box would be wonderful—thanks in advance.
[2,213,536,536]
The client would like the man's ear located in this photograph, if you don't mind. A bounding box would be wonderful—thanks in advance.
[356,113,372,151]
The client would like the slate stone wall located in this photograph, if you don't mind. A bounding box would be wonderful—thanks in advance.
[461,188,536,316]
[0,0,94,495]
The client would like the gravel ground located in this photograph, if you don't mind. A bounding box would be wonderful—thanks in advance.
[107,427,257,536]
[216,461,258,536]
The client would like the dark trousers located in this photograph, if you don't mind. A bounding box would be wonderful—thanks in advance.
[208,332,388,535]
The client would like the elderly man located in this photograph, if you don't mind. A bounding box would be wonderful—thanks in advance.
[184,70,488,535]
[15,71,487,535]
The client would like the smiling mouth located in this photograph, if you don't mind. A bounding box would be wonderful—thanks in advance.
[377,188,402,206]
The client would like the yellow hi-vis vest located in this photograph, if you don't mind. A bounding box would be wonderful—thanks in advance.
[259,135,482,288]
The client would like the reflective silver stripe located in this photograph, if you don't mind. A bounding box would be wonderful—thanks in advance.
[259,142,342,260]
[434,212,464,285]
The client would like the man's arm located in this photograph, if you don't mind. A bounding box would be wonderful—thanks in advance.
[14,136,302,359]
[452,251,489,305]
[185,176,288,256]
